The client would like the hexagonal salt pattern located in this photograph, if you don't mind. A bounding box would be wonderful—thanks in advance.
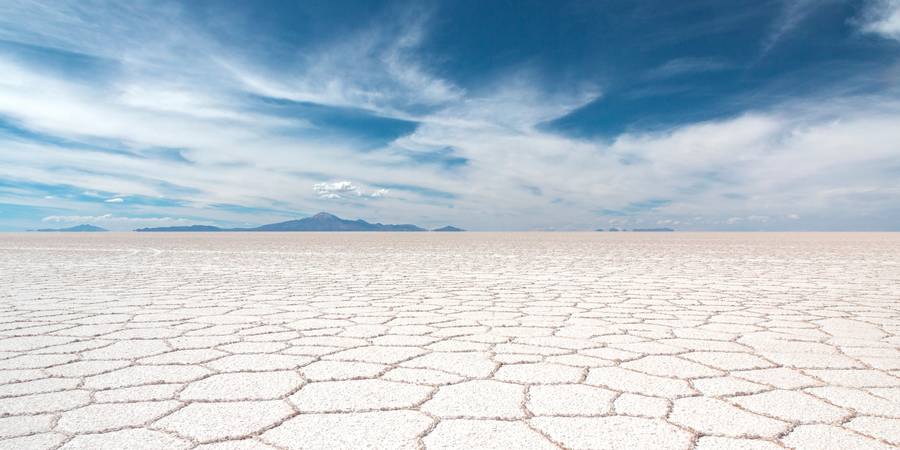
[0,232,899,449]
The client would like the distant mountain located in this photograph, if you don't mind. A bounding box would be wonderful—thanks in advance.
[135,225,222,232]
[35,224,107,232]
[249,212,425,231]
[135,213,426,232]
[433,225,464,232]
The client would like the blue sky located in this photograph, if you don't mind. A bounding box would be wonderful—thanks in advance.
[1,0,899,230]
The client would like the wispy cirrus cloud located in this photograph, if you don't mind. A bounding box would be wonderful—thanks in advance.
[646,57,733,79]
[759,0,819,55]
[221,7,463,118]
[0,1,898,231]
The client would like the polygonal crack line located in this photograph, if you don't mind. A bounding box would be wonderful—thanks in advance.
[864,388,900,405]
[666,395,797,442]
[777,422,895,447]
[827,408,900,446]
[836,420,900,448]
[0,414,60,441]
[152,406,302,448]
[49,401,188,438]
[727,388,857,422]
[285,380,437,414]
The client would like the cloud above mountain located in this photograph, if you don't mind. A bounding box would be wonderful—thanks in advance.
[313,181,388,199]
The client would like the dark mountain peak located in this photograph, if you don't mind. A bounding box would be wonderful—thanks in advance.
[433,225,464,232]
[69,224,107,232]
[311,212,338,220]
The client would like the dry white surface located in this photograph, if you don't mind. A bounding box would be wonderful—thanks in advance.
[1,232,899,449]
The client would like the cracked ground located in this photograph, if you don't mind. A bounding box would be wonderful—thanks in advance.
[1,232,899,450]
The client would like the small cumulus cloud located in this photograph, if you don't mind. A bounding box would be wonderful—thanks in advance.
[313,181,357,199]
[313,181,388,199]
[726,215,771,225]
[104,197,124,203]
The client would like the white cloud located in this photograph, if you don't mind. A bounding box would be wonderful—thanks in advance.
[104,197,124,203]
[313,181,357,199]
[859,0,900,41]
[221,8,462,117]
[313,181,388,199]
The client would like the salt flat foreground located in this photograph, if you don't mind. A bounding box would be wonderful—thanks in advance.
[1,232,899,450]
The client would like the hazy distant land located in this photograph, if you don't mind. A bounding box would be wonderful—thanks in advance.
[32,213,683,233]
[27,213,683,232]
[33,224,108,232]
[135,212,464,232]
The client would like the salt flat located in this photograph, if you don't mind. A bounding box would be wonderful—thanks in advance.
[1,232,899,450]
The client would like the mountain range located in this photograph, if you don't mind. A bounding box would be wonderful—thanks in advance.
[34,224,108,232]
[135,213,462,232]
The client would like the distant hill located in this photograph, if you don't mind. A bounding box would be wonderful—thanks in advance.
[250,212,424,232]
[135,213,426,232]
[596,227,674,232]
[35,224,107,232]
[433,225,464,232]
[135,225,223,232]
